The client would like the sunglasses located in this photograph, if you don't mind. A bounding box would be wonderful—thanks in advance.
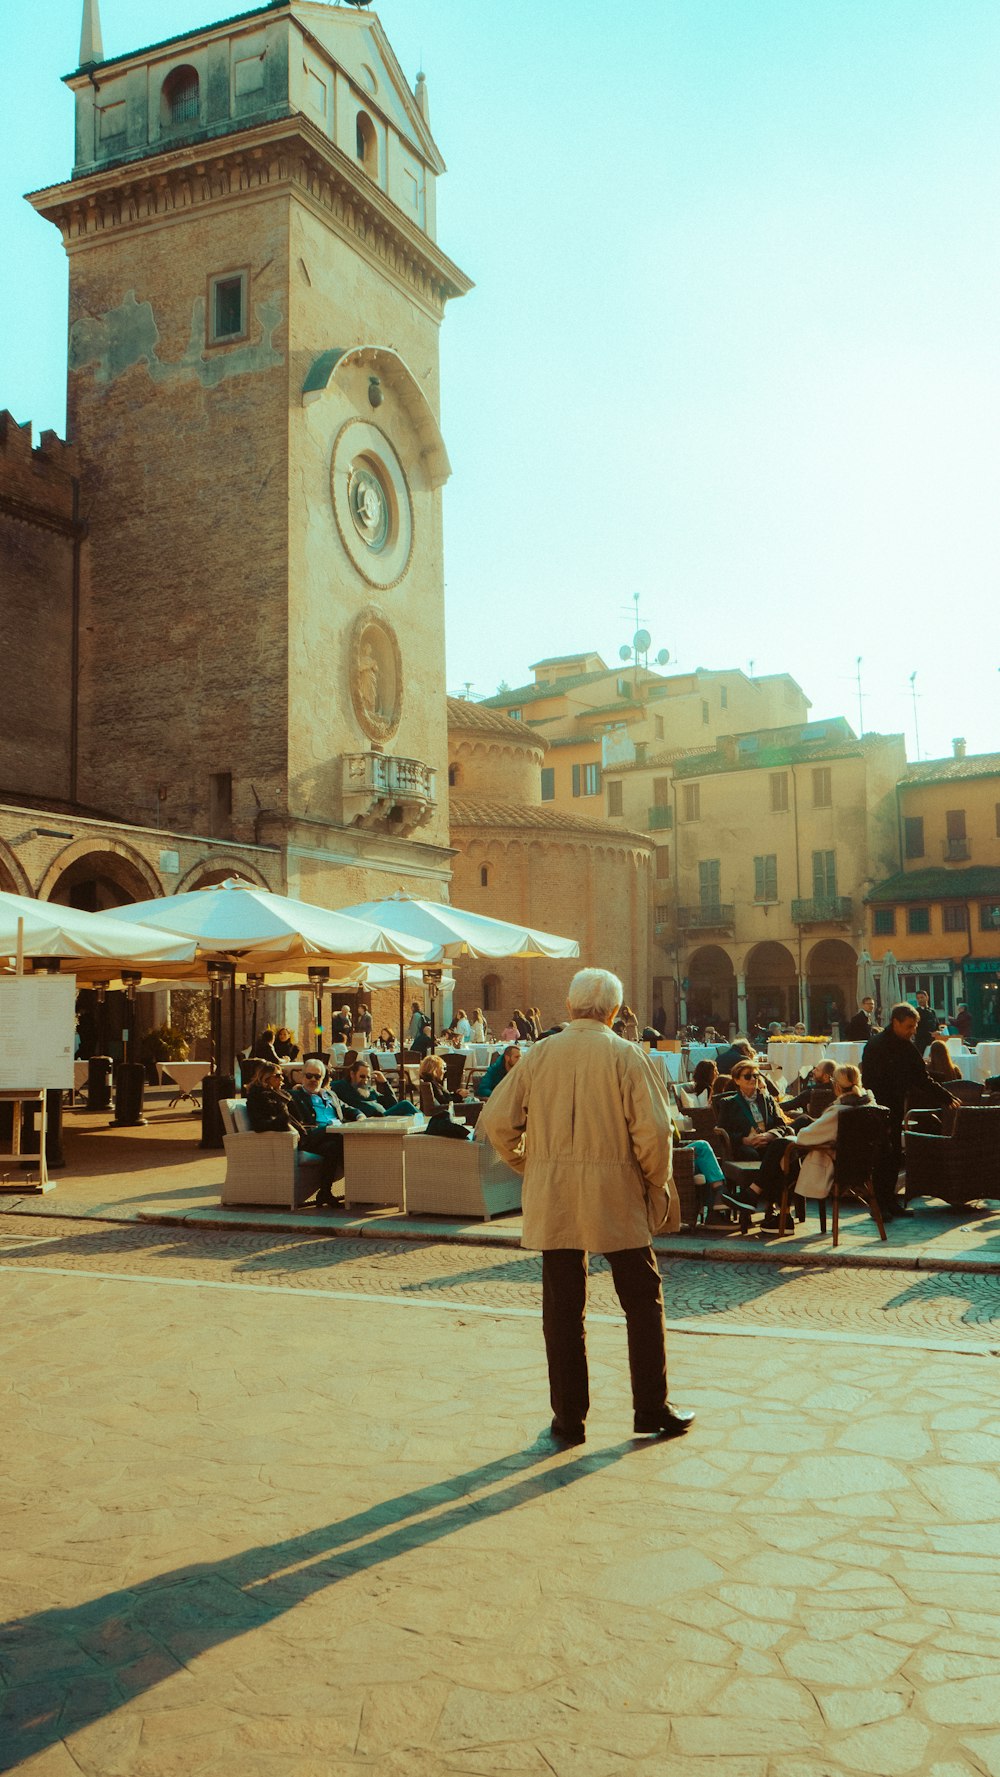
[303,1072,324,1081]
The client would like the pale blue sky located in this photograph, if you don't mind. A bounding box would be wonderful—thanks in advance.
[3,1,999,758]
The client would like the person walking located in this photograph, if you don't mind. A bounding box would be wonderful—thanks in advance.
[480,967,695,1447]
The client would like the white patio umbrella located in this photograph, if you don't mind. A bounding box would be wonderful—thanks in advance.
[0,890,199,977]
[330,890,580,1064]
[878,951,901,1013]
[856,949,877,1006]
[108,879,435,1072]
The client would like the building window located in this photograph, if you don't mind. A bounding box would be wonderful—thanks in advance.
[995,802,1000,837]
[698,858,721,907]
[682,783,700,822]
[812,850,837,901]
[943,904,968,932]
[208,270,248,344]
[904,816,925,859]
[356,110,378,175]
[754,854,778,902]
[447,763,458,787]
[482,973,500,1012]
[944,809,968,859]
[573,762,600,797]
[480,865,489,888]
[654,902,670,923]
[607,781,623,816]
[720,686,728,709]
[162,65,200,126]
[654,715,664,739]
[540,767,554,801]
[907,906,931,935]
[508,708,522,722]
[652,778,670,809]
[770,772,788,813]
[701,700,710,724]
[873,908,895,936]
[655,847,670,880]
[980,903,1000,932]
[208,770,232,838]
[812,767,832,808]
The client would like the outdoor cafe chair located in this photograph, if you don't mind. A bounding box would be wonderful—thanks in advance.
[903,1104,1000,1209]
[777,1103,890,1247]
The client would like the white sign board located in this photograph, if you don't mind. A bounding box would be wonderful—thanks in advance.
[0,976,76,1090]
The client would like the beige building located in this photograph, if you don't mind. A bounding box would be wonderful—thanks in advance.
[2,0,469,927]
[446,700,652,1028]
[604,718,906,1034]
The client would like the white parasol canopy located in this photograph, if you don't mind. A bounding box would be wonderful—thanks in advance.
[856,949,877,1006]
[328,891,580,961]
[106,879,435,970]
[0,890,199,979]
[878,950,901,1011]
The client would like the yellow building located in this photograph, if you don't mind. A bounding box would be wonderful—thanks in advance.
[446,699,652,1027]
[605,718,906,1034]
[866,743,1000,1037]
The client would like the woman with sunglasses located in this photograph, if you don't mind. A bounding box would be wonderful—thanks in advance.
[716,1060,797,1233]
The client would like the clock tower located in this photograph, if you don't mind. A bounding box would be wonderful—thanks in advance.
[31,0,471,902]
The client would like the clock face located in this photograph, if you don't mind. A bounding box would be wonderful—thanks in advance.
[331,420,413,590]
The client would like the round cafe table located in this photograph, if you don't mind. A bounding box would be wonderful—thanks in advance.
[767,1041,828,1086]
[825,1042,865,1069]
[974,1042,1000,1082]
[643,1049,682,1085]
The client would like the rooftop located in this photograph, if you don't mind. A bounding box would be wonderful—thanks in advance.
[446,698,546,749]
[480,670,614,709]
[903,752,1000,786]
[450,797,650,847]
[866,866,1000,904]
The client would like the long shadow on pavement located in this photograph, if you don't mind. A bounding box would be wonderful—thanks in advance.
[0,1437,640,1772]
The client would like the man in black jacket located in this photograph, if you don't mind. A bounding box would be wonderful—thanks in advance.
[845,997,877,1042]
[914,990,940,1056]
[861,1004,951,1219]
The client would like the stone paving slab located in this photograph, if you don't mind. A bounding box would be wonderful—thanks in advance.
[3,1244,1000,1774]
[4,1098,1000,1275]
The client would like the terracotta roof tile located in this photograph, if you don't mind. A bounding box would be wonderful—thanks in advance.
[903,753,1000,785]
[446,698,547,748]
[449,796,651,848]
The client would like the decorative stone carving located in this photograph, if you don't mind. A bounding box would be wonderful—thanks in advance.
[331,419,413,590]
[349,605,403,743]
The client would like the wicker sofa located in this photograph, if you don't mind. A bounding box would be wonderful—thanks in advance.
[903,1104,1000,1208]
[219,1097,323,1209]
[403,1130,521,1221]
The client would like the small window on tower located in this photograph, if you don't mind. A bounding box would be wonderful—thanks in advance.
[162,65,200,127]
[208,270,249,345]
[356,111,378,176]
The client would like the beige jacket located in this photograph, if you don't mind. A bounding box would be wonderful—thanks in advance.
[479,1018,679,1251]
[793,1091,876,1198]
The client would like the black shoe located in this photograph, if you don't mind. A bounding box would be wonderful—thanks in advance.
[720,1186,758,1213]
[549,1418,586,1446]
[634,1404,695,1438]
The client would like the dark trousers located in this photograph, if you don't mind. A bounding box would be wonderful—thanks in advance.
[299,1129,345,1195]
[541,1246,668,1428]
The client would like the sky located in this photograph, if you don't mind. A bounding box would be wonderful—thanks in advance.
[2,0,1000,761]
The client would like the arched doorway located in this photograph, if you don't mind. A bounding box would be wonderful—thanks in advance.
[42,845,159,911]
[807,938,857,1032]
[745,941,798,1031]
[686,946,736,1032]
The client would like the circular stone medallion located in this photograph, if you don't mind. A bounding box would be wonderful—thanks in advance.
[331,419,413,591]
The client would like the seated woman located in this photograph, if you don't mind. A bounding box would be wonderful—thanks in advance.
[926,1038,962,1083]
[684,1058,718,1107]
[374,1026,397,1052]
[246,1062,349,1207]
[716,1060,797,1231]
[793,1064,876,1201]
[419,1053,464,1110]
[336,1058,417,1119]
[477,1045,520,1099]
[273,1026,299,1061]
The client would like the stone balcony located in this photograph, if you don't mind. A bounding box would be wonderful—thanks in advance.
[677,903,735,933]
[791,896,853,925]
[342,752,437,836]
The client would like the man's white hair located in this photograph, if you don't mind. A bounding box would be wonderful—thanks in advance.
[567,967,623,1020]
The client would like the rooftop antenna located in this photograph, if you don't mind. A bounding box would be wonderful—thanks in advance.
[856,655,864,734]
[618,592,669,685]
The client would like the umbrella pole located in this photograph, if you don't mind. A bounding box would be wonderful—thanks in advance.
[398,964,405,1099]
[15,917,23,978]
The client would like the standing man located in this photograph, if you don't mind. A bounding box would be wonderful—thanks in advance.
[845,996,878,1042]
[861,1002,950,1220]
[914,989,940,1056]
[480,967,694,1446]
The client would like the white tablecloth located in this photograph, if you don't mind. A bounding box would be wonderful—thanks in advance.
[453,1045,494,1071]
[644,1049,682,1085]
[687,1044,728,1072]
[825,1043,865,1069]
[972,1042,1000,1083]
[767,1041,828,1085]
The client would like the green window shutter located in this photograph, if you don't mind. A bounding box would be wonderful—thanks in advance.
[572,764,580,798]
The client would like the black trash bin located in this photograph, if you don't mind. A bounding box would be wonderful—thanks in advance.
[87,1055,114,1112]
[201,1073,236,1149]
[112,1061,147,1127]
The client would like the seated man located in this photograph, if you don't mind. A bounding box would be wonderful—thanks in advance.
[246,1062,350,1207]
[716,1059,797,1232]
[477,1045,520,1099]
[336,1058,417,1119]
[781,1058,837,1118]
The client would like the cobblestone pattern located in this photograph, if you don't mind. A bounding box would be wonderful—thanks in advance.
[2,1218,1000,1350]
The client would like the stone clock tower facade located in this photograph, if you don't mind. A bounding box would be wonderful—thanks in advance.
[31,0,471,905]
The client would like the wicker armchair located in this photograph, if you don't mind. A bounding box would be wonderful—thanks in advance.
[403,1131,521,1221]
[903,1104,1000,1207]
[219,1098,322,1209]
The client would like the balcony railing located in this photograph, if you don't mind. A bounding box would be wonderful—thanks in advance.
[342,752,436,835]
[791,896,853,924]
[647,806,673,830]
[677,903,735,932]
[943,838,971,861]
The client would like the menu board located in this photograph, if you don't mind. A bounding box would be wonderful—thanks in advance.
[0,977,76,1090]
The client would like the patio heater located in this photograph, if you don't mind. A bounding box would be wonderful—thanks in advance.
[422,965,443,1049]
[245,972,265,1051]
[88,980,113,1112]
[308,965,330,1058]
[201,962,236,1150]
[113,970,146,1128]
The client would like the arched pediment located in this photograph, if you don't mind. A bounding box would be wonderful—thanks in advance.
[302,344,451,488]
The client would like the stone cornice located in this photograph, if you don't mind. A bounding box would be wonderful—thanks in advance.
[0,491,87,540]
[29,115,472,318]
